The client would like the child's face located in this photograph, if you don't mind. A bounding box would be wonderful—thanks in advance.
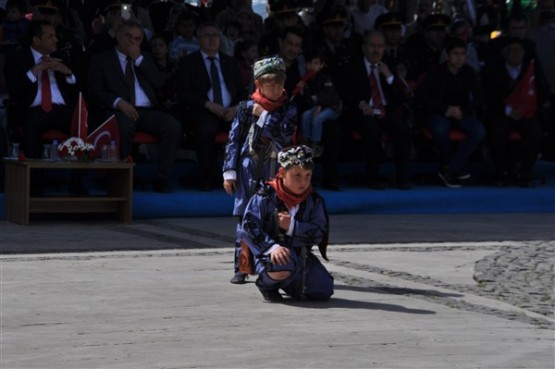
[242,45,259,63]
[306,58,323,72]
[447,47,466,70]
[281,166,312,195]
[7,7,23,21]
[150,38,168,59]
[256,80,284,101]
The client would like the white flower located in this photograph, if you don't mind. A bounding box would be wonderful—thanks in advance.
[58,137,95,157]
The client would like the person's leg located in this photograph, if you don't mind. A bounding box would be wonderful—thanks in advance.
[426,113,452,169]
[312,108,339,143]
[321,118,342,189]
[255,253,300,302]
[193,112,223,189]
[450,114,485,172]
[489,115,512,177]
[300,109,313,142]
[517,117,543,177]
[136,109,181,177]
[382,111,411,186]
[356,115,382,184]
[114,111,136,159]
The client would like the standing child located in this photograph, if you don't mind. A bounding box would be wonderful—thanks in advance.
[298,51,342,157]
[223,56,297,284]
[239,145,333,302]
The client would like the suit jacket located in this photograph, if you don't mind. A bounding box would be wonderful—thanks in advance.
[4,47,77,109]
[176,51,246,111]
[87,48,163,110]
[339,56,406,119]
[485,60,548,119]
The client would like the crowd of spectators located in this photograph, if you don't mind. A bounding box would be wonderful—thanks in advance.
[0,0,554,192]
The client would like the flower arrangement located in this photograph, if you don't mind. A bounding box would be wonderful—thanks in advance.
[58,137,96,161]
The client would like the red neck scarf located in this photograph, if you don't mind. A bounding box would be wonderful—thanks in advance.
[267,176,312,210]
[251,89,287,112]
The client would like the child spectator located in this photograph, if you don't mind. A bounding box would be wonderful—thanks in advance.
[239,145,333,302]
[299,50,342,157]
[1,0,29,52]
[223,56,297,285]
[234,39,259,95]
[168,11,199,62]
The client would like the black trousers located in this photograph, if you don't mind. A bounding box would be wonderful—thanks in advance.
[489,115,543,176]
[24,105,72,158]
[354,110,411,181]
[115,108,181,177]
[189,110,230,182]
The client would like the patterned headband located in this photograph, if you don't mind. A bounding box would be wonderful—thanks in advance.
[278,145,314,169]
[253,56,286,79]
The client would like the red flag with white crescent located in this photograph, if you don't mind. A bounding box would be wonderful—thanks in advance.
[505,60,537,119]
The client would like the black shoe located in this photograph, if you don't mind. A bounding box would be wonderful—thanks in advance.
[438,170,462,188]
[516,175,534,188]
[152,177,172,193]
[230,272,247,284]
[367,178,387,190]
[492,173,508,187]
[396,180,411,190]
[455,171,471,180]
[256,279,283,302]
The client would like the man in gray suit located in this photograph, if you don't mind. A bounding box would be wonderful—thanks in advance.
[88,20,181,193]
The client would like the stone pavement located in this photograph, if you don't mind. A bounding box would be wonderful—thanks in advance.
[1,214,554,369]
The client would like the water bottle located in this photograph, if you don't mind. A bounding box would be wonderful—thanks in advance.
[50,140,59,161]
[108,140,118,162]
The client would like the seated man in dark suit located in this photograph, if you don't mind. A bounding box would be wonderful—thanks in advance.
[176,21,246,190]
[88,19,181,193]
[339,31,412,190]
[4,19,77,159]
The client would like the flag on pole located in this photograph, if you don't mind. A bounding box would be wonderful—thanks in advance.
[505,60,537,119]
[290,69,316,98]
[87,114,120,150]
[70,92,88,139]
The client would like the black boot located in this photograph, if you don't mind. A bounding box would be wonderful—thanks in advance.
[256,278,282,302]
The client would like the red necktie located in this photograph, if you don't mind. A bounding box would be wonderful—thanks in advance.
[369,64,385,119]
[41,60,52,112]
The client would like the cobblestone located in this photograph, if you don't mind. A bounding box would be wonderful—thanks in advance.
[331,241,554,329]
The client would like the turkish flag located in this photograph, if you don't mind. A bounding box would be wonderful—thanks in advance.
[70,92,88,139]
[87,114,120,150]
[505,60,537,119]
[291,69,316,97]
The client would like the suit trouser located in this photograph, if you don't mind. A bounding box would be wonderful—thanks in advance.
[24,105,72,158]
[355,111,411,181]
[489,115,542,176]
[190,111,230,181]
[115,108,181,177]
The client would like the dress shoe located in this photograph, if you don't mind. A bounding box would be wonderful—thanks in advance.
[367,179,387,190]
[396,180,411,190]
[152,177,172,193]
[516,175,534,188]
[230,272,247,284]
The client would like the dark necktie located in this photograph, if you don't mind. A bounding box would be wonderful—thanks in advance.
[369,64,385,119]
[41,57,52,112]
[208,56,223,105]
[125,57,136,106]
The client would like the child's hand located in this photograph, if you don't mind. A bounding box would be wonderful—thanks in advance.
[270,246,291,266]
[223,179,236,195]
[277,211,291,231]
